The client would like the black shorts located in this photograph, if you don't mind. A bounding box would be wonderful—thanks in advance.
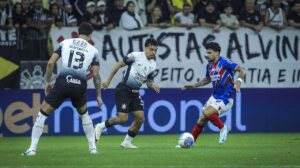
[45,75,87,109]
[114,83,143,113]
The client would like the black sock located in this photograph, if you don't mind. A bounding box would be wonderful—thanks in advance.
[105,120,112,128]
[128,130,137,138]
[40,109,49,117]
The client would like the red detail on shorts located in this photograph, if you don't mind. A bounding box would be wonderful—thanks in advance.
[218,106,222,111]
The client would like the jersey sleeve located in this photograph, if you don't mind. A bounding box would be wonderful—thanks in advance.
[91,50,100,66]
[224,58,239,71]
[123,53,135,65]
[54,42,63,57]
[147,71,155,80]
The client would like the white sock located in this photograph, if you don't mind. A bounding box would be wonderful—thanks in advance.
[29,111,47,150]
[80,111,96,149]
[123,134,134,143]
[100,121,106,129]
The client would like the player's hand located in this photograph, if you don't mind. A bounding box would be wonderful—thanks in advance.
[235,81,241,92]
[97,96,103,107]
[181,85,195,90]
[152,84,160,93]
[45,82,52,96]
[102,80,110,90]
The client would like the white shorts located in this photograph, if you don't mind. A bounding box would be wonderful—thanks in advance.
[203,96,234,115]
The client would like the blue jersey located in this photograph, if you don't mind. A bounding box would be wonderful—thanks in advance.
[206,56,239,104]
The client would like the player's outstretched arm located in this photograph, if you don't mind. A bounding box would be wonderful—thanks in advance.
[146,79,160,93]
[181,77,211,90]
[102,60,126,90]
[45,53,60,96]
[235,66,245,92]
[92,65,102,107]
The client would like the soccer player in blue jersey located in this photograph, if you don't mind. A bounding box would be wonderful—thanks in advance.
[181,42,245,145]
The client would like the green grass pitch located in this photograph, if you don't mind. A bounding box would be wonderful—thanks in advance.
[1,133,300,168]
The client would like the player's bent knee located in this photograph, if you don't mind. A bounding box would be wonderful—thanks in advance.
[202,110,210,117]
[119,116,128,124]
[41,101,56,115]
[135,117,144,124]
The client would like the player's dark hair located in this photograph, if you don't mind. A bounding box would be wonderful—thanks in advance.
[78,22,93,36]
[145,37,158,47]
[205,42,221,52]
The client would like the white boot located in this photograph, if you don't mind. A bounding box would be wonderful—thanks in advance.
[94,122,105,142]
[21,149,36,156]
[219,125,229,144]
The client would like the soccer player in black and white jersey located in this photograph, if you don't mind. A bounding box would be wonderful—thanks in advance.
[94,38,160,148]
[22,22,103,156]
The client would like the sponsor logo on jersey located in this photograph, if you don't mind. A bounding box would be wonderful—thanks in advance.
[121,103,127,110]
[210,74,220,81]
[66,75,81,84]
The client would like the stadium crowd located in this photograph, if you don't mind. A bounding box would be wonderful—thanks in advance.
[0,0,300,60]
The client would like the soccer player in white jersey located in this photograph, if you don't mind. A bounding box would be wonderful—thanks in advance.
[94,38,160,148]
[181,42,245,146]
[22,22,103,156]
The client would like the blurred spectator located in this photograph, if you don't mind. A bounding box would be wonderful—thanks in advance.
[54,15,62,28]
[21,0,31,14]
[218,0,243,16]
[287,2,300,28]
[146,0,174,22]
[13,2,27,52]
[50,3,60,26]
[239,0,263,32]
[12,2,26,29]
[67,14,78,26]
[220,3,239,30]
[81,1,102,30]
[198,1,222,32]
[254,0,269,18]
[106,0,125,30]
[265,0,287,31]
[172,0,193,11]
[124,0,147,25]
[12,0,49,9]
[119,1,144,30]
[291,0,300,12]
[174,3,198,29]
[25,0,51,60]
[73,0,86,20]
[193,0,209,16]
[0,0,13,30]
[147,6,171,27]
[95,0,110,29]
[281,0,291,15]
[170,0,193,24]
[49,0,72,26]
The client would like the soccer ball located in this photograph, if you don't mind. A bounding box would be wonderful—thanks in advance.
[178,132,194,148]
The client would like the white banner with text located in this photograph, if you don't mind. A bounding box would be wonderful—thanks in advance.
[50,27,300,88]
